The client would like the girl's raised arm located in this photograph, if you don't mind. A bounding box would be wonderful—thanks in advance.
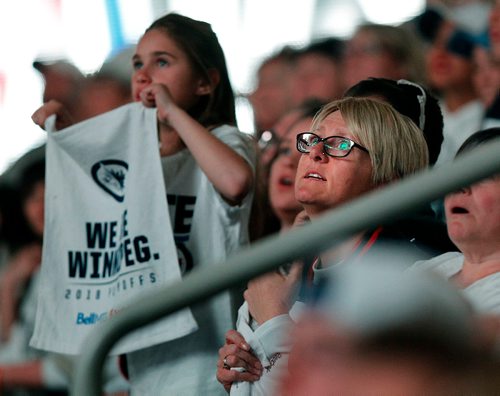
[143,83,254,206]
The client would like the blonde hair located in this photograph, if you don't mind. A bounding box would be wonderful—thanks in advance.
[311,97,429,184]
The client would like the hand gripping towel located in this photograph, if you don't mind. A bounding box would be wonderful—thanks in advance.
[30,102,197,355]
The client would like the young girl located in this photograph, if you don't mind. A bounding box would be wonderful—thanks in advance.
[126,13,255,395]
[33,12,255,395]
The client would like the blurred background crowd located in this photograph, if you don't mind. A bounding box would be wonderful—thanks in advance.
[1,0,500,395]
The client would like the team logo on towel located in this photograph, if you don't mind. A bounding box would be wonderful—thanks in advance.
[91,160,128,202]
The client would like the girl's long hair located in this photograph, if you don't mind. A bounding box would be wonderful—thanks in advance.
[147,13,236,127]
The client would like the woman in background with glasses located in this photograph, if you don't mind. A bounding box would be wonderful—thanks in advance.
[217,97,432,395]
[250,99,326,241]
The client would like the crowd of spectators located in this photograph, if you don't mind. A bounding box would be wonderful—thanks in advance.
[1,1,500,395]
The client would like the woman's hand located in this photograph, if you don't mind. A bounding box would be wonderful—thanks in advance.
[292,210,311,228]
[216,330,263,392]
[31,100,75,130]
[244,262,302,325]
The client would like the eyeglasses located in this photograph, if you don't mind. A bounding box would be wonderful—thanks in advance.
[397,79,426,130]
[296,132,369,158]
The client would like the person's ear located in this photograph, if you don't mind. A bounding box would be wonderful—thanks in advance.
[196,68,220,96]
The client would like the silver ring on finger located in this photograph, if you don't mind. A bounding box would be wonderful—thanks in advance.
[223,356,230,370]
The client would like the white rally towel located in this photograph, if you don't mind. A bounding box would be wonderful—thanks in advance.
[30,102,198,355]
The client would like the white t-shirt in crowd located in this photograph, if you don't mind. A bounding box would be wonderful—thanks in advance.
[435,100,484,167]
[409,252,500,314]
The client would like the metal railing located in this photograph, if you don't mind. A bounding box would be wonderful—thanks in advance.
[72,138,500,395]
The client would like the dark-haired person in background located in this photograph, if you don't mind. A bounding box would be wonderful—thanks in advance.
[421,7,486,167]
[344,77,457,254]
[344,77,443,165]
